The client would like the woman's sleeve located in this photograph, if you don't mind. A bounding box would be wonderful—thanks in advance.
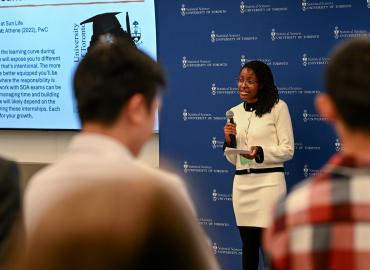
[262,101,294,163]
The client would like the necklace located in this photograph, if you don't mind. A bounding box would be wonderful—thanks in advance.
[244,112,253,147]
[243,101,257,112]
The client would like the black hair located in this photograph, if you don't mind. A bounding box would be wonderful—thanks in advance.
[240,60,279,117]
[325,38,370,132]
[73,35,166,125]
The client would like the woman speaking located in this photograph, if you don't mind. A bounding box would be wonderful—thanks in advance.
[224,60,294,270]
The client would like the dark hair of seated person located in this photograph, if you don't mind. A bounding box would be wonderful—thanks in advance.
[0,157,21,267]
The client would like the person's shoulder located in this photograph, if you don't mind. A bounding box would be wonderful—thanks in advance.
[277,98,287,105]
[287,177,312,201]
[274,99,288,110]
[227,102,244,114]
[133,161,184,186]
[25,165,56,197]
[25,157,75,199]
[274,178,312,217]
[277,175,343,220]
[271,99,290,119]
[132,161,197,210]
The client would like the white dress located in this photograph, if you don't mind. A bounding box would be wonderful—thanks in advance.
[225,100,294,227]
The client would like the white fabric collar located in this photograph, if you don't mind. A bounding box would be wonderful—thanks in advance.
[68,132,134,159]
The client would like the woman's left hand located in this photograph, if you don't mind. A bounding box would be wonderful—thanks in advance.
[240,146,258,160]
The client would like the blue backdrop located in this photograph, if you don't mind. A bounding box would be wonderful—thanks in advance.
[156,1,370,269]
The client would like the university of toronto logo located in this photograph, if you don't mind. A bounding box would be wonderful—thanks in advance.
[335,139,341,152]
[271,28,276,41]
[302,53,308,66]
[212,189,218,201]
[183,109,188,121]
[181,4,186,16]
[334,26,339,39]
[132,21,142,45]
[241,54,246,66]
[213,242,218,254]
[211,83,217,95]
[183,161,189,173]
[211,30,216,42]
[212,137,217,149]
[302,0,307,11]
[303,109,308,122]
[303,164,309,177]
[182,56,187,68]
[240,1,246,13]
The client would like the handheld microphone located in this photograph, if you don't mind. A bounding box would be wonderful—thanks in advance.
[226,110,236,148]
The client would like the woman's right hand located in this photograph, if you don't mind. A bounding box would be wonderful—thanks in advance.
[224,123,237,146]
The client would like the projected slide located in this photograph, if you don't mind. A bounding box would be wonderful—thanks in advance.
[0,0,158,130]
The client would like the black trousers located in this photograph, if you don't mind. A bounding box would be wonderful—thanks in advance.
[238,226,263,270]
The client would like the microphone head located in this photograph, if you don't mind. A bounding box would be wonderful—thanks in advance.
[226,110,234,120]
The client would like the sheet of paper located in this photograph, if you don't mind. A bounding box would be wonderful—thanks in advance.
[224,147,251,155]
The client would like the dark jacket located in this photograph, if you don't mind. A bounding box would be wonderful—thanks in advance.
[0,158,20,263]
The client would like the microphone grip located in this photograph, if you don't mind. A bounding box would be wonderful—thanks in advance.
[228,118,236,148]
[229,134,237,148]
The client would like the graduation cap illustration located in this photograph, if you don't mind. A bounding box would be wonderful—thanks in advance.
[81,12,135,49]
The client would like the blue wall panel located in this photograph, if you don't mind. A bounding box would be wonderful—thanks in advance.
[156,1,370,269]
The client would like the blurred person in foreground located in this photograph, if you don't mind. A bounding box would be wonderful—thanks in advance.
[23,35,219,269]
[0,157,21,267]
[264,38,370,270]
[9,180,216,270]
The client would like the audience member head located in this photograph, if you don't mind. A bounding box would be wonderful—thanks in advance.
[8,180,208,270]
[73,35,166,155]
[316,38,370,146]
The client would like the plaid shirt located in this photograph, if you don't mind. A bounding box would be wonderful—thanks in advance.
[264,154,370,270]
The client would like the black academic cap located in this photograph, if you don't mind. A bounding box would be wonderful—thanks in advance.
[81,12,135,49]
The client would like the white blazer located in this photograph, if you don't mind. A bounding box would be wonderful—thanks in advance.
[225,99,294,170]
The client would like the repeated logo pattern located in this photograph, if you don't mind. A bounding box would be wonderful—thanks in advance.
[161,2,369,269]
